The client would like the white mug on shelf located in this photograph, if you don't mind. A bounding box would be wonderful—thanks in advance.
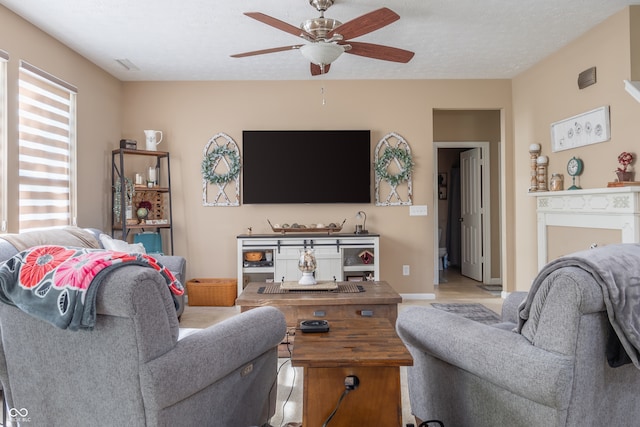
[144,130,163,151]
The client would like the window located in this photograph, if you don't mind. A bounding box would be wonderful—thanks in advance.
[0,50,7,232]
[18,61,77,232]
[0,49,9,233]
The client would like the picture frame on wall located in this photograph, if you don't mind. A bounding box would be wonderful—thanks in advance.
[438,173,447,200]
[439,188,447,200]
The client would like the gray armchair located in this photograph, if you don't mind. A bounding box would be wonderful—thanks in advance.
[0,264,286,426]
[0,227,187,317]
[397,267,640,427]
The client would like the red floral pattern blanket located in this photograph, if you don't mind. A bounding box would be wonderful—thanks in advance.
[0,245,184,330]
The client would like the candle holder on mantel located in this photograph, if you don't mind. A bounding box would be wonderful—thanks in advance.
[537,155,549,191]
[529,143,541,192]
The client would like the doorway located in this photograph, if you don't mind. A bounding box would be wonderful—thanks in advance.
[434,143,494,284]
[431,108,505,285]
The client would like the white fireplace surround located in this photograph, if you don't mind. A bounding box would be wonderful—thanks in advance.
[531,187,640,269]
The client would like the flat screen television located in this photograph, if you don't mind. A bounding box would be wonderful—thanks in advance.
[242,130,371,204]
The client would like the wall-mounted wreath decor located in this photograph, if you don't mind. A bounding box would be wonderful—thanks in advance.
[375,132,413,206]
[202,146,241,185]
[202,133,240,206]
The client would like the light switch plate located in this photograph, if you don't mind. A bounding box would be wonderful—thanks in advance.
[410,205,428,216]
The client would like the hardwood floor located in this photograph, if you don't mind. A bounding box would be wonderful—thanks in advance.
[179,267,504,329]
[430,267,504,313]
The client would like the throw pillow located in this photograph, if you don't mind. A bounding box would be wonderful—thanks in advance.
[99,234,146,254]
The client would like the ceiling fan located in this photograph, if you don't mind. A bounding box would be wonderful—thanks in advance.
[230,0,415,76]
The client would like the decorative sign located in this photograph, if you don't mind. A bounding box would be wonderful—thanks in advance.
[550,106,610,152]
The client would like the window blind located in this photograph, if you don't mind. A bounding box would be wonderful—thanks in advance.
[0,51,7,232]
[18,63,77,231]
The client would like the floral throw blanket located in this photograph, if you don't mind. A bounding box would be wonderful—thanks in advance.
[0,245,184,331]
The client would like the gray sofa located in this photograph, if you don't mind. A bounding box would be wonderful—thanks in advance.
[0,227,287,426]
[397,267,640,427]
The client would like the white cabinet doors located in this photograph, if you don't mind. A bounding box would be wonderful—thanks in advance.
[274,246,341,282]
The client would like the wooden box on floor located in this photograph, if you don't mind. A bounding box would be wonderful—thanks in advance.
[186,278,236,306]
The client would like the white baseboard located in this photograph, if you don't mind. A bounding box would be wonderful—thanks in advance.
[400,293,436,300]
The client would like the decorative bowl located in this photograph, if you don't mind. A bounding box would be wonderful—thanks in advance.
[244,251,263,262]
[267,219,346,234]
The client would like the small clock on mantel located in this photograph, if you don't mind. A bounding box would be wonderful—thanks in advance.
[566,156,584,190]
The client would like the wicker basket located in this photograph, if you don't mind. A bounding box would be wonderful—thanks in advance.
[186,278,237,306]
[132,190,167,221]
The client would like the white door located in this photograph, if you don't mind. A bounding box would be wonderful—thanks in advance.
[460,148,483,281]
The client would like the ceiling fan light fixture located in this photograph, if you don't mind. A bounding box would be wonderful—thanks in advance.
[300,42,344,66]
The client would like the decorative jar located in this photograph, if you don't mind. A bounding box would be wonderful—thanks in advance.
[549,173,564,191]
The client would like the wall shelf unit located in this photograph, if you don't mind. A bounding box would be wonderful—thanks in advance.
[111,148,174,254]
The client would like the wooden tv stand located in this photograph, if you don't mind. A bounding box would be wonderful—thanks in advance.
[236,233,380,296]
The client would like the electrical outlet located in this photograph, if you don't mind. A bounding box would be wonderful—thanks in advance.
[403,265,410,276]
[410,205,428,216]
[344,375,359,390]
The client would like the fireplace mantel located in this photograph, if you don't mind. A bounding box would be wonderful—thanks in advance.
[531,186,640,269]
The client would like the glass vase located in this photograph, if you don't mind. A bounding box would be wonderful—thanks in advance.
[550,173,564,191]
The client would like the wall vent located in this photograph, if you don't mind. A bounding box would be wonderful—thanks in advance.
[578,67,596,89]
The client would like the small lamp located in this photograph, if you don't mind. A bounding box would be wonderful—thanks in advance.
[355,211,368,234]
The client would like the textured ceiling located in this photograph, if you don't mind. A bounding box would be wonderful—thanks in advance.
[1,0,638,81]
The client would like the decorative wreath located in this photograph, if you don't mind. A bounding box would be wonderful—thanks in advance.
[201,146,241,185]
[375,147,414,186]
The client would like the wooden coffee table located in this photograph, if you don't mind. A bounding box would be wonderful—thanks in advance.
[291,318,413,427]
[236,280,402,328]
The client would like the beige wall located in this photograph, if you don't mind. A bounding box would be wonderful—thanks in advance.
[547,227,621,261]
[512,6,640,289]
[0,6,122,231]
[121,80,512,294]
[22,3,640,295]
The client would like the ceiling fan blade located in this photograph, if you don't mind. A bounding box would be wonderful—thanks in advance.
[310,63,331,76]
[244,12,315,40]
[345,41,414,63]
[231,45,303,58]
[328,8,400,40]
